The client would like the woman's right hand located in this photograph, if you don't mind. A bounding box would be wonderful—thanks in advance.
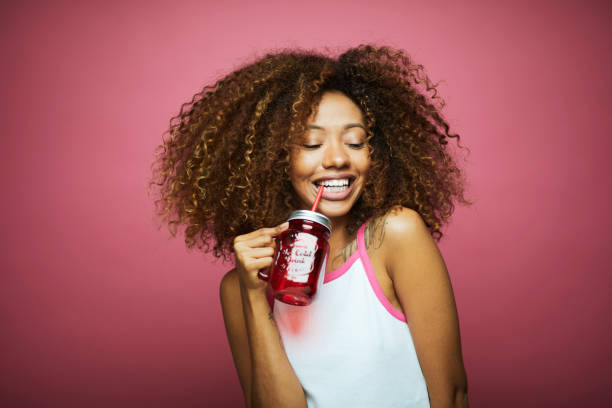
[233,222,289,291]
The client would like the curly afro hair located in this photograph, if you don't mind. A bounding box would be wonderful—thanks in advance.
[149,44,472,259]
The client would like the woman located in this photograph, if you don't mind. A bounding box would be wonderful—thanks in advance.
[151,44,471,407]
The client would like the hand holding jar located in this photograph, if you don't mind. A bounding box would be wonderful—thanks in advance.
[233,222,289,292]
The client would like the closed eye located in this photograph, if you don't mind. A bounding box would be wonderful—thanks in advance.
[348,143,365,148]
[302,144,322,149]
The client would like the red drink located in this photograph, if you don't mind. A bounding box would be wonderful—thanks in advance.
[258,210,330,306]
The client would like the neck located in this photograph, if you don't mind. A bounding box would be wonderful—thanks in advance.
[329,213,349,234]
[327,213,354,251]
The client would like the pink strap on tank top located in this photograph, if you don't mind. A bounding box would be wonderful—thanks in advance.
[357,221,407,322]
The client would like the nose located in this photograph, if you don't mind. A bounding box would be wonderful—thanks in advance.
[322,139,349,169]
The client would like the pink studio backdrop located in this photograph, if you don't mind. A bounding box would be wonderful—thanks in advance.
[1,1,610,407]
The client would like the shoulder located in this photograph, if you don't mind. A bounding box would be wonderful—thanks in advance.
[377,206,442,280]
[382,206,428,239]
[379,206,431,252]
[362,206,424,251]
[219,268,239,303]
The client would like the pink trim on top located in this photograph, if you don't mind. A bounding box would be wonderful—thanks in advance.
[324,249,359,284]
[357,222,407,323]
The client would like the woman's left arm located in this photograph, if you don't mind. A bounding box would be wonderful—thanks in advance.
[384,208,468,408]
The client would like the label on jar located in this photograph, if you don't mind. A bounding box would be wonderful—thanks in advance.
[286,232,318,283]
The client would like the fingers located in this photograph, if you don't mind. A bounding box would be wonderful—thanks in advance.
[233,222,288,290]
[235,222,289,244]
[247,246,275,258]
[234,244,274,266]
[246,234,276,248]
[254,222,289,237]
[247,257,274,271]
[269,221,290,236]
[234,223,289,252]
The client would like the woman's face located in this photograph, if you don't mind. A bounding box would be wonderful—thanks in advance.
[289,91,370,222]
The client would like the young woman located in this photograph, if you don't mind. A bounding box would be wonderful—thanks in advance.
[151,44,471,408]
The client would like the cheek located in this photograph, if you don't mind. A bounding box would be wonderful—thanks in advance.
[357,152,371,173]
[290,154,318,178]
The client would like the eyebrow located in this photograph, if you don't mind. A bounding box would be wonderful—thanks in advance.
[307,123,365,131]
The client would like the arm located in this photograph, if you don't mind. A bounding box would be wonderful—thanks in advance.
[219,225,308,408]
[383,208,468,408]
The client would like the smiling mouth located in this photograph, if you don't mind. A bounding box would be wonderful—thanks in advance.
[311,177,357,201]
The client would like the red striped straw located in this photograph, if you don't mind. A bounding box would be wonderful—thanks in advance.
[311,185,324,212]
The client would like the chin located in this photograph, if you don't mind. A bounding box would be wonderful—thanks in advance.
[316,201,354,220]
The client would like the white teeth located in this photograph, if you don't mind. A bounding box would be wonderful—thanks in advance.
[323,185,348,192]
[318,178,349,187]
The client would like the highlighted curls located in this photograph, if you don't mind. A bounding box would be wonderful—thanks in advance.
[150,45,472,259]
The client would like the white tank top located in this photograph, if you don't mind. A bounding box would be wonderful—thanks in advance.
[272,222,431,407]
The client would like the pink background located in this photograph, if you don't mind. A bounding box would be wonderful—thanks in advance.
[2,1,610,407]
